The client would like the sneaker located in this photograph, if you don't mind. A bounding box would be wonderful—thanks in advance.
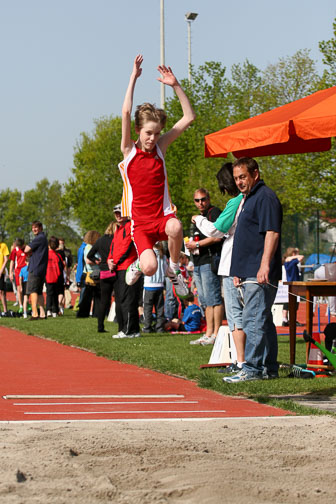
[52,313,57,318]
[47,310,52,317]
[13,302,19,307]
[262,371,279,380]
[201,335,216,346]
[223,369,262,383]
[190,335,207,345]
[282,320,289,327]
[126,260,142,286]
[166,267,189,299]
[18,307,23,314]
[23,313,27,319]
[112,331,140,339]
[218,363,241,374]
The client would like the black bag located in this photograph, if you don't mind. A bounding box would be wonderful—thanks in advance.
[210,254,220,275]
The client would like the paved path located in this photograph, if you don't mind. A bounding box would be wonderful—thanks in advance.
[0,327,291,421]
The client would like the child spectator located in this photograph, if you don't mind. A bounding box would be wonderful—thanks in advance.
[19,257,30,318]
[9,238,26,314]
[164,293,202,333]
[119,55,196,299]
[46,236,64,318]
[0,238,9,314]
[142,242,167,333]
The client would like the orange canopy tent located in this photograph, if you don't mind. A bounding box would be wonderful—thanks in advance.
[204,86,336,158]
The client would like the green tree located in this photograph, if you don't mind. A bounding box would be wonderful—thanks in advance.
[319,18,336,86]
[64,116,123,233]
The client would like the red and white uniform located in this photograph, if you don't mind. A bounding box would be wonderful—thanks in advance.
[118,143,177,256]
[9,247,26,286]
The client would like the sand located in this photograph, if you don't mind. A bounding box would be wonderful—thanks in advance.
[0,415,335,503]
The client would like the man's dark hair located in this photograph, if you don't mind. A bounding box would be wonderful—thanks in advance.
[233,157,259,175]
[32,220,43,229]
[216,162,239,197]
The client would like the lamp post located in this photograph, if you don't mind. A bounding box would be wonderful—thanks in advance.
[185,12,198,84]
[160,0,165,108]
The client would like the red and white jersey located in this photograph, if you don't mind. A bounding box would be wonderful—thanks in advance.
[9,247,26,271]
[119,143,174,223]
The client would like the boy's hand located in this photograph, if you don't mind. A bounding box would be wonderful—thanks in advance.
[157,65,178,87]
[132,54,143,79]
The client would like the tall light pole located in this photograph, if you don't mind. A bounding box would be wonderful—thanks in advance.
[185,12,198,84]
[160,0,165,108]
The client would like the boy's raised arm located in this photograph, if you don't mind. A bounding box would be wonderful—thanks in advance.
[121,54,143,157]
[157,65,196,155]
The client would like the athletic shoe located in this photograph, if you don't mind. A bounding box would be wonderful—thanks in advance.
[190,335,207,345]
[13,302,19,307]
[262,371,279,380]
[23,313,27,319]
[218,363,241,374]
[126,260,142,286]
[18,307,23,314]
[47,310,52,317]
[223,369,262,383]
[166,267,189,299]
[112,331,140,339]
[200,335,216,346]
[52,313,57,318]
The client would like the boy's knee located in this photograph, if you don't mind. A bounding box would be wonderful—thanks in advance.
[166,219,182,238]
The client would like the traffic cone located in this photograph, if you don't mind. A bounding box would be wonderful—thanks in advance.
[307,332,328,377]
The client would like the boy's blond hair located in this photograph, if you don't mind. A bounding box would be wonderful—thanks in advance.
[134,102,167,130]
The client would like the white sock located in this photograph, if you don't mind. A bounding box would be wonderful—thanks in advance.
[169,259,179,272]
[237,362,245,368]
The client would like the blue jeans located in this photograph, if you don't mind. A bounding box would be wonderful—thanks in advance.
[164,277,178,320]
[222,276,243,331]
[240,278,278,376]
[193,262,222,308]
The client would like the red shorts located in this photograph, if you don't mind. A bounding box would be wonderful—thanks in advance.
[15,268,22,287]
[132,214,177,257]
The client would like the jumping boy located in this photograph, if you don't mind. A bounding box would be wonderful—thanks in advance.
[119,54,196,298]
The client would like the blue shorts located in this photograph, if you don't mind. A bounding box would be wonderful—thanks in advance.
[193,262,222,308]
[222,276,243,331]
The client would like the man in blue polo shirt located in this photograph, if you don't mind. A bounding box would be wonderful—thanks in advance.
[24,221,48,320]
[224,157,282,383]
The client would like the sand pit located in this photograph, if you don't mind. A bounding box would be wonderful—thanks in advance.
[1,415,335,503]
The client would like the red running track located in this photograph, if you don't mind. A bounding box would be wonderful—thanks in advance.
[0,327,291,421]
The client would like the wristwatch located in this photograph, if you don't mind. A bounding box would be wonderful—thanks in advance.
[196,242,200,249]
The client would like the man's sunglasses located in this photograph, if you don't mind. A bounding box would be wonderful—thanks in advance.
[194,197,208,203]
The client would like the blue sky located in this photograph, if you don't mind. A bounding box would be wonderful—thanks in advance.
[1,0,336,192]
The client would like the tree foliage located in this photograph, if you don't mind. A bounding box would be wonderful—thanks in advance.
[64,116,123,234]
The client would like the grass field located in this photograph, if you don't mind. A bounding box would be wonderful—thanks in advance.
[1,304,336,415]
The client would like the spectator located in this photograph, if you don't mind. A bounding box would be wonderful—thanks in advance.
[164,293,202,332]
[142,242,167,333]
[282,247,304,326]
[46,236,64,318]
[9,239,26,312]
[87,220,116,333]
[24,221,48,320]
[107,209,140,339]
[76,230,101,318]
[19,257,29,318]
[0,237,9,314]
[223,157,282,383]
[58,238,73,309]
[186,188,223,345]
[192,163,246,369]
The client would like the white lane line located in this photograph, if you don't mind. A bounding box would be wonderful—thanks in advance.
[24,410,227,415]
[14,401,198,406]
[5,394,187,400]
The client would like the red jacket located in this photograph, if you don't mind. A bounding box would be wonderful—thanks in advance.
[107,221,137,271]
[46,249,63,283]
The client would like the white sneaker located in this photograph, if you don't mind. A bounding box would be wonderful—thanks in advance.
[190,335,207,345]
[47,310,52,317]
[13,302,19,307]
[112,331,140,339]
[201,335,216,346]
[125,260,142,285]
[166,267,189,299]
[52,313,57,318]
[23,313,27,319]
